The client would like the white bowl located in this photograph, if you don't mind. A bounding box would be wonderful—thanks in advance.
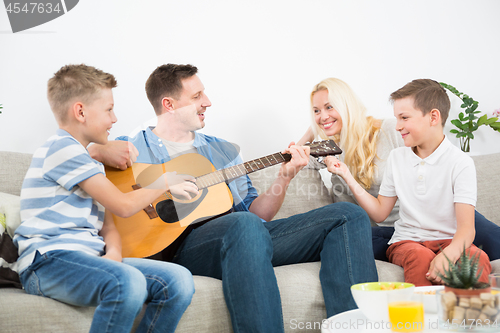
[414,285,444,313]
[351,282,415,322]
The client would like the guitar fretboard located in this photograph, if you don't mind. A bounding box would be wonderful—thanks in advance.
[195,152,291,190]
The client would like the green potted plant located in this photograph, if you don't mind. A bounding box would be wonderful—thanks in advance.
[440,83,500,152]
[438,246,490,294]
[436,247,497,328]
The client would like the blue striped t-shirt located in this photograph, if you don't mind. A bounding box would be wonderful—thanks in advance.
[14,129,106,274]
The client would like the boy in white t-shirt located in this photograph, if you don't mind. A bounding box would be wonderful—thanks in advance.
[324,79,491,286]
[14,64,196,332]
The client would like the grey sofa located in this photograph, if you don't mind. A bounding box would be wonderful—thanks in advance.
[0,150,499,333]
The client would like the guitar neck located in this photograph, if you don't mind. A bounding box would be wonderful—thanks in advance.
[195,152,291,190]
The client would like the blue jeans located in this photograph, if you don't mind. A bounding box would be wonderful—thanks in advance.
[172,202,378,333]
[20,251,194,333]
[372,210,500,261]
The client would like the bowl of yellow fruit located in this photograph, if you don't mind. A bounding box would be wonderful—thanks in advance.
[414,285,443,313]
[351,282,415,322]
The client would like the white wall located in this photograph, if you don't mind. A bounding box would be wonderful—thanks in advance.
[1,0,500,160]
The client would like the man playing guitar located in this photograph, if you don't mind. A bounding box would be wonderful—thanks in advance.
[89,64,378,333]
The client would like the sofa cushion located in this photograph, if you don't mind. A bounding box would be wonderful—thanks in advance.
[0,192,22,238]
[0,193,22,289]
[375,260,404,282]
[0,288,95,332]
[177,262,327,333]
[0,233,21,288]
[248,165,333,220]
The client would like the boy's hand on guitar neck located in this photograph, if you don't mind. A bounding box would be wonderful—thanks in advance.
[145,171,199,200]
[279,142,310,181]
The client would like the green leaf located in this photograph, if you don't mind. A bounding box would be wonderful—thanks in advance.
[477,114,488,126]
[459,112,465,121]
[484,117,498,125]
[450,129,459,134]
[467,132,475,139]
[490,123,500,131]
[451,119,464,127]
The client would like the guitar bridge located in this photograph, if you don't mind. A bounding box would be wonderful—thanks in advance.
[132,184,159,219]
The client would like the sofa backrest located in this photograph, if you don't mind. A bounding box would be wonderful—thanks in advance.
[248,165,333,220]
[472,153,500,225]
[0,151,32,196]
[0,150,498,225]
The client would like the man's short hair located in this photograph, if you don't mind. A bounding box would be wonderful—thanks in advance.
[145,64,198,115]
[390,79,450,126]
[47,64,117,123]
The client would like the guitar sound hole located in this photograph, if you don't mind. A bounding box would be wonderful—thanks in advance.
[155,200,179,223]
[155,189,208,224]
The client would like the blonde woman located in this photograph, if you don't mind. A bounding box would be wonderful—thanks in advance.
[298,77,500,261]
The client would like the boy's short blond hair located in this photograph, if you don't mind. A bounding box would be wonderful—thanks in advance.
[390,79,450,126]
[47,64,117,123]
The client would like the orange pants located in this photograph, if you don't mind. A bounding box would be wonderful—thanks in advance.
[386,239,491,286]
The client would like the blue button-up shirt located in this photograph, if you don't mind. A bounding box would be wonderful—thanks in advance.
[117,127,259,213]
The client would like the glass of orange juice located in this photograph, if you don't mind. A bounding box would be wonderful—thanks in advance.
[490,273,500,295]
[388,292,424,332]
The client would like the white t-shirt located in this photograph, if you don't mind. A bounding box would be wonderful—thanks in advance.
[161,138,197,158]
[379,136,476,244]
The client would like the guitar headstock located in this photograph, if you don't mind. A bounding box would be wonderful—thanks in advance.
[305,140,342,157]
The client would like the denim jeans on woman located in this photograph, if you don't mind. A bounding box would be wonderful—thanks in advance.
[19,251,194,333]
[172,201,378,333]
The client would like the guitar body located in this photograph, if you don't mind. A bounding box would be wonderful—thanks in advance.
[106,154,233,258]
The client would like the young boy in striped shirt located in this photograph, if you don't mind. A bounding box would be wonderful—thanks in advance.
[13,64,196,333]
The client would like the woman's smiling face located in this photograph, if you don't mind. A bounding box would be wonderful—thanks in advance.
[313,89,342,136]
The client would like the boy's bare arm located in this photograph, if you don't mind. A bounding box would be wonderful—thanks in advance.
[324,156,397,222]
[79,173,198,218]
[426,203,476,284]
[99,210,122,262]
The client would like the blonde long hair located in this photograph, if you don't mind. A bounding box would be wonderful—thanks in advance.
[310,78,381,189]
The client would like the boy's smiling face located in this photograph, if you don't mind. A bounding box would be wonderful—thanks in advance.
[393,96,431,148]
[82,88,117,146]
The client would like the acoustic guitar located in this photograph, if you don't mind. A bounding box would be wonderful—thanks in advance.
[105,140,342,258]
